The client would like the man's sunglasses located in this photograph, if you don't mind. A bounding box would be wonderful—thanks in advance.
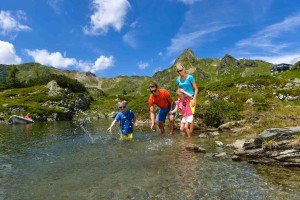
[150,89,157,93]
[118,105,126,109]
[177,69,183,73]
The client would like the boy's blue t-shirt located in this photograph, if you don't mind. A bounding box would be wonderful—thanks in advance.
[176,74,195,98]
[115,110,135,134]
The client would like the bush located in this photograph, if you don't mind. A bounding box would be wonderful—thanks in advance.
[202,100,243,127]
[27,74,86,93]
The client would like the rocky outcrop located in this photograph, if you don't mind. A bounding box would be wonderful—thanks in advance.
[47,80,63,96]
[232,127,300,167]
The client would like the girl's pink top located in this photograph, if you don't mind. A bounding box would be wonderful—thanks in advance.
[176,97,193,117]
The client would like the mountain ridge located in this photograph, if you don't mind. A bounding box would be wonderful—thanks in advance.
[1,48,274,95]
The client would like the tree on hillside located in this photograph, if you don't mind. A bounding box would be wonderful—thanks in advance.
[7,66,19,82]
[4,66,23,88]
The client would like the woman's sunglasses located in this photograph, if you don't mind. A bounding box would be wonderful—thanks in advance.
[177,69,183,73]
[118,105,126,109]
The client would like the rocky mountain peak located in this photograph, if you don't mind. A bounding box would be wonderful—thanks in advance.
[174,48,197,66]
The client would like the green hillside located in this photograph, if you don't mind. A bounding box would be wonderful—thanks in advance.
[1,49,299,134]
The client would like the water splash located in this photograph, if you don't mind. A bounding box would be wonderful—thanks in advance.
[147,137,175,151]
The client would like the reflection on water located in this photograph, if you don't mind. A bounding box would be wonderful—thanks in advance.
[0,120,300,199]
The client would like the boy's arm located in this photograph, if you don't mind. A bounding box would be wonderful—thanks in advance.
[107,119,117,134]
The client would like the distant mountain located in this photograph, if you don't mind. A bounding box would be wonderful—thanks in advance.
[0,48,273,96]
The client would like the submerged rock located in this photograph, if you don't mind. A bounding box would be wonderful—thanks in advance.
[213,152,227,157]
[185,146,206,153]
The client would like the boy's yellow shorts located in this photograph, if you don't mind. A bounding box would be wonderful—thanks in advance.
[120,133,133,140]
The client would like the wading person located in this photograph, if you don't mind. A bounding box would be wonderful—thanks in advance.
[169,89,193,138]
[148,82,175,135]
[176,65,198,133]
[107,100,138,140]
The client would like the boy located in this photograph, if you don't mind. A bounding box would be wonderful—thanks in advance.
[169,89,193,138]
[107,100,138,140]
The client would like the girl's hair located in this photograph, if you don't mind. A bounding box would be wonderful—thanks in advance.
[176,89,184,96]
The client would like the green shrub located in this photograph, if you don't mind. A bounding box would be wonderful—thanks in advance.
[253,96,271,111]
[202,100,243,127]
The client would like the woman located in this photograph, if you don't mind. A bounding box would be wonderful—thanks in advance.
[176,65,198,133]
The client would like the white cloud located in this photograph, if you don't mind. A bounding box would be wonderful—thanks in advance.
[75,56,115,73]
[47,0,64,15]
[122,31,137,48]
[0,10,31,37]
[25,49,114,73]
[130,20,138,28]
[177,0,201,5]
[250,54,300,65]
[91,55,114,72]
[236,13,300,53]
[84,0,131,35]
[167,23,234,56]
[25,49,77,68]
[0,40,22,64]
[137,61,149,70]
[158,51,163,56]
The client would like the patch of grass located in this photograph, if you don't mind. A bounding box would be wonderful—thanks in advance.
[289,133,300,148]
[202,100,243,127]
[262,140,278,150]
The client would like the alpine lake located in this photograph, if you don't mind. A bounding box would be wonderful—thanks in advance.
[1,119,300,200]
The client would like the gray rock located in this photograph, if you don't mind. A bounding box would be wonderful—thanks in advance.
[258,127,300,141]
[215,141,224,147]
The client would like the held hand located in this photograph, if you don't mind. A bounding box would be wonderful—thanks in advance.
[191,99,196,107]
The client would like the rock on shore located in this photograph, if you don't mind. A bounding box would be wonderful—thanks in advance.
[232,126,300,167]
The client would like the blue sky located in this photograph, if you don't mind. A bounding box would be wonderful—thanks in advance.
[1,0,300,78]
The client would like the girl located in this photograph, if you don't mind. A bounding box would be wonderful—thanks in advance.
[170,89,193,138]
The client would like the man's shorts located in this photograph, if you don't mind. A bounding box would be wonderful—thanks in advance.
[157,105,176,122]
[181,115,194,124]
[120,133,133,140]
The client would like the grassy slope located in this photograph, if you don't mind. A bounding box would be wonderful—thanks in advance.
[0,85,64,117]
[1,53,299,135]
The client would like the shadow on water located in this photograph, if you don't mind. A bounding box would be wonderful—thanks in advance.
[0,119,300,199]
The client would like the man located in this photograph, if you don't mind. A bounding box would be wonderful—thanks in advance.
[148,82,175,135]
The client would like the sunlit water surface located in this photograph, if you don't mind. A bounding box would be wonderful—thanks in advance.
[0,120,300,200]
